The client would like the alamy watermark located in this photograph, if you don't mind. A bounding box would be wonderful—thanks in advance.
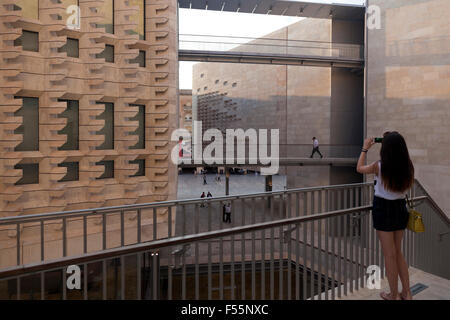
[171,121,280,175]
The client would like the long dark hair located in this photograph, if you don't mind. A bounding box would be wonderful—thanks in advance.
[380,131,414,193]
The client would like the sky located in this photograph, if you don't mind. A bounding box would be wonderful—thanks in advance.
[179,0,366,89]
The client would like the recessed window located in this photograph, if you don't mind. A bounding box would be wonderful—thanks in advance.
[129,104,145,149]
[96,160,114,179]
[96,44,114,63]
[58,162,79,182]
[14,163,39,185]
[58,38,79,58]
[129,159,145,177]
[200,73,204,78]
[130,0,145,40]
[130,50,146,67]
[14,97,39,151]
[58,99,79,150]
[223,81,228,85]
[98,0,114,34]
[204,86,208,91]
[215,80,219,84]
[232,82,237,87]
[96,102,114,150]
[14,30,39,52]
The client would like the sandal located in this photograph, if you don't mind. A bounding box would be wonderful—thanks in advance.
[380,291,401,300]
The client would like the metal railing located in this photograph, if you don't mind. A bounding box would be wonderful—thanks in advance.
[179,34,364,62]
[0,182,374,269]
[0,195,432,300]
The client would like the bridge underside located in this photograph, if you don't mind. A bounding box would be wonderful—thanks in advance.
[179,50,364,68]
[178,0,365,20]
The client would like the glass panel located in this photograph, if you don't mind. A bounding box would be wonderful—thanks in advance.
[96,102,114,150]
[15,0,39,20]
[14,97,39,151]
[58,38,79,58]
[129,159,145,177]
[130,50,146,67]
[96,161,114,179]
[98,0,114,34]
[14,163,39,185]
[129,104,145,149]
[14,30,39,52]
[130,0,145,40]
[96,44,114,63]
[58,99,79,150]
[58,162,79,182]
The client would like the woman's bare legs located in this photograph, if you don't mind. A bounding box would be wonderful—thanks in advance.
[394,230,412,300]
[377,230,401,300]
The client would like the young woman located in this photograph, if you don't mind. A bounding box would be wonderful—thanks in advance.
[357,131,415,300]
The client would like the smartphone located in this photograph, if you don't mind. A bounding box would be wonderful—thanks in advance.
[374,137,383,143]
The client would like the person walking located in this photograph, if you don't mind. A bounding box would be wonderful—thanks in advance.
[310,137,323,158]
[356,131,414,300]
[203,174,207,185]
[224,202,232,223]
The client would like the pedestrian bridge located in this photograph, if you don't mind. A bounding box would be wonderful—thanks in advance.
[179,34,364,68]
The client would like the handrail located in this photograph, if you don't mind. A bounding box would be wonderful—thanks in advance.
[413,179,450,225]
[0,196,428,279]
[0,181,373,224]
[179,34,362,45]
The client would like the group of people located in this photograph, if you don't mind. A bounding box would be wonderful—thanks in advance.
[199,191,212,207]
[198,191,232,223]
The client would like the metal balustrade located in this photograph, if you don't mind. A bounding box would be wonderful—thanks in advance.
[179,34,364,67]
[0,182,374,269]
[0,179,448,300]
[0,194,435,300]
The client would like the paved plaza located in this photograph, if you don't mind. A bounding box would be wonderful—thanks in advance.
[177,173,287,200]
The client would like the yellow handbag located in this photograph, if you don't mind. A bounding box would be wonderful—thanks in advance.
[406,195,425,233]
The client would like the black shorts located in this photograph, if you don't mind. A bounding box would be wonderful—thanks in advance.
[372,195,409,232]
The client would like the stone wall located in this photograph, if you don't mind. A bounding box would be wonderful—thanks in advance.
[366,0,450,216]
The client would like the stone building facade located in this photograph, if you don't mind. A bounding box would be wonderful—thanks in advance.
[192,18,364,188]
[0,0,178,215]
[0,0,179,267]
[366,0,450,216]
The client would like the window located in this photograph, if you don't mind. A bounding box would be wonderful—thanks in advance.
[15,0,39,20]
[14,30,39,52]
[96,44,114,63]
[200,73,204,78]
[130,0,145,40]
[129,104,145,149]
[58,162,79,182]
[130,50,146,67]
[96,102,114,150]
[14,163,39,185]
[223,81,228,85]
[215,80,219,84]
[98,0,114,34]
[58,38,79,58]
[232,82,237,87]
[14,97,39,151]
[58,100,79,150]
[96,160,114,179]
[129,159,145,177]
